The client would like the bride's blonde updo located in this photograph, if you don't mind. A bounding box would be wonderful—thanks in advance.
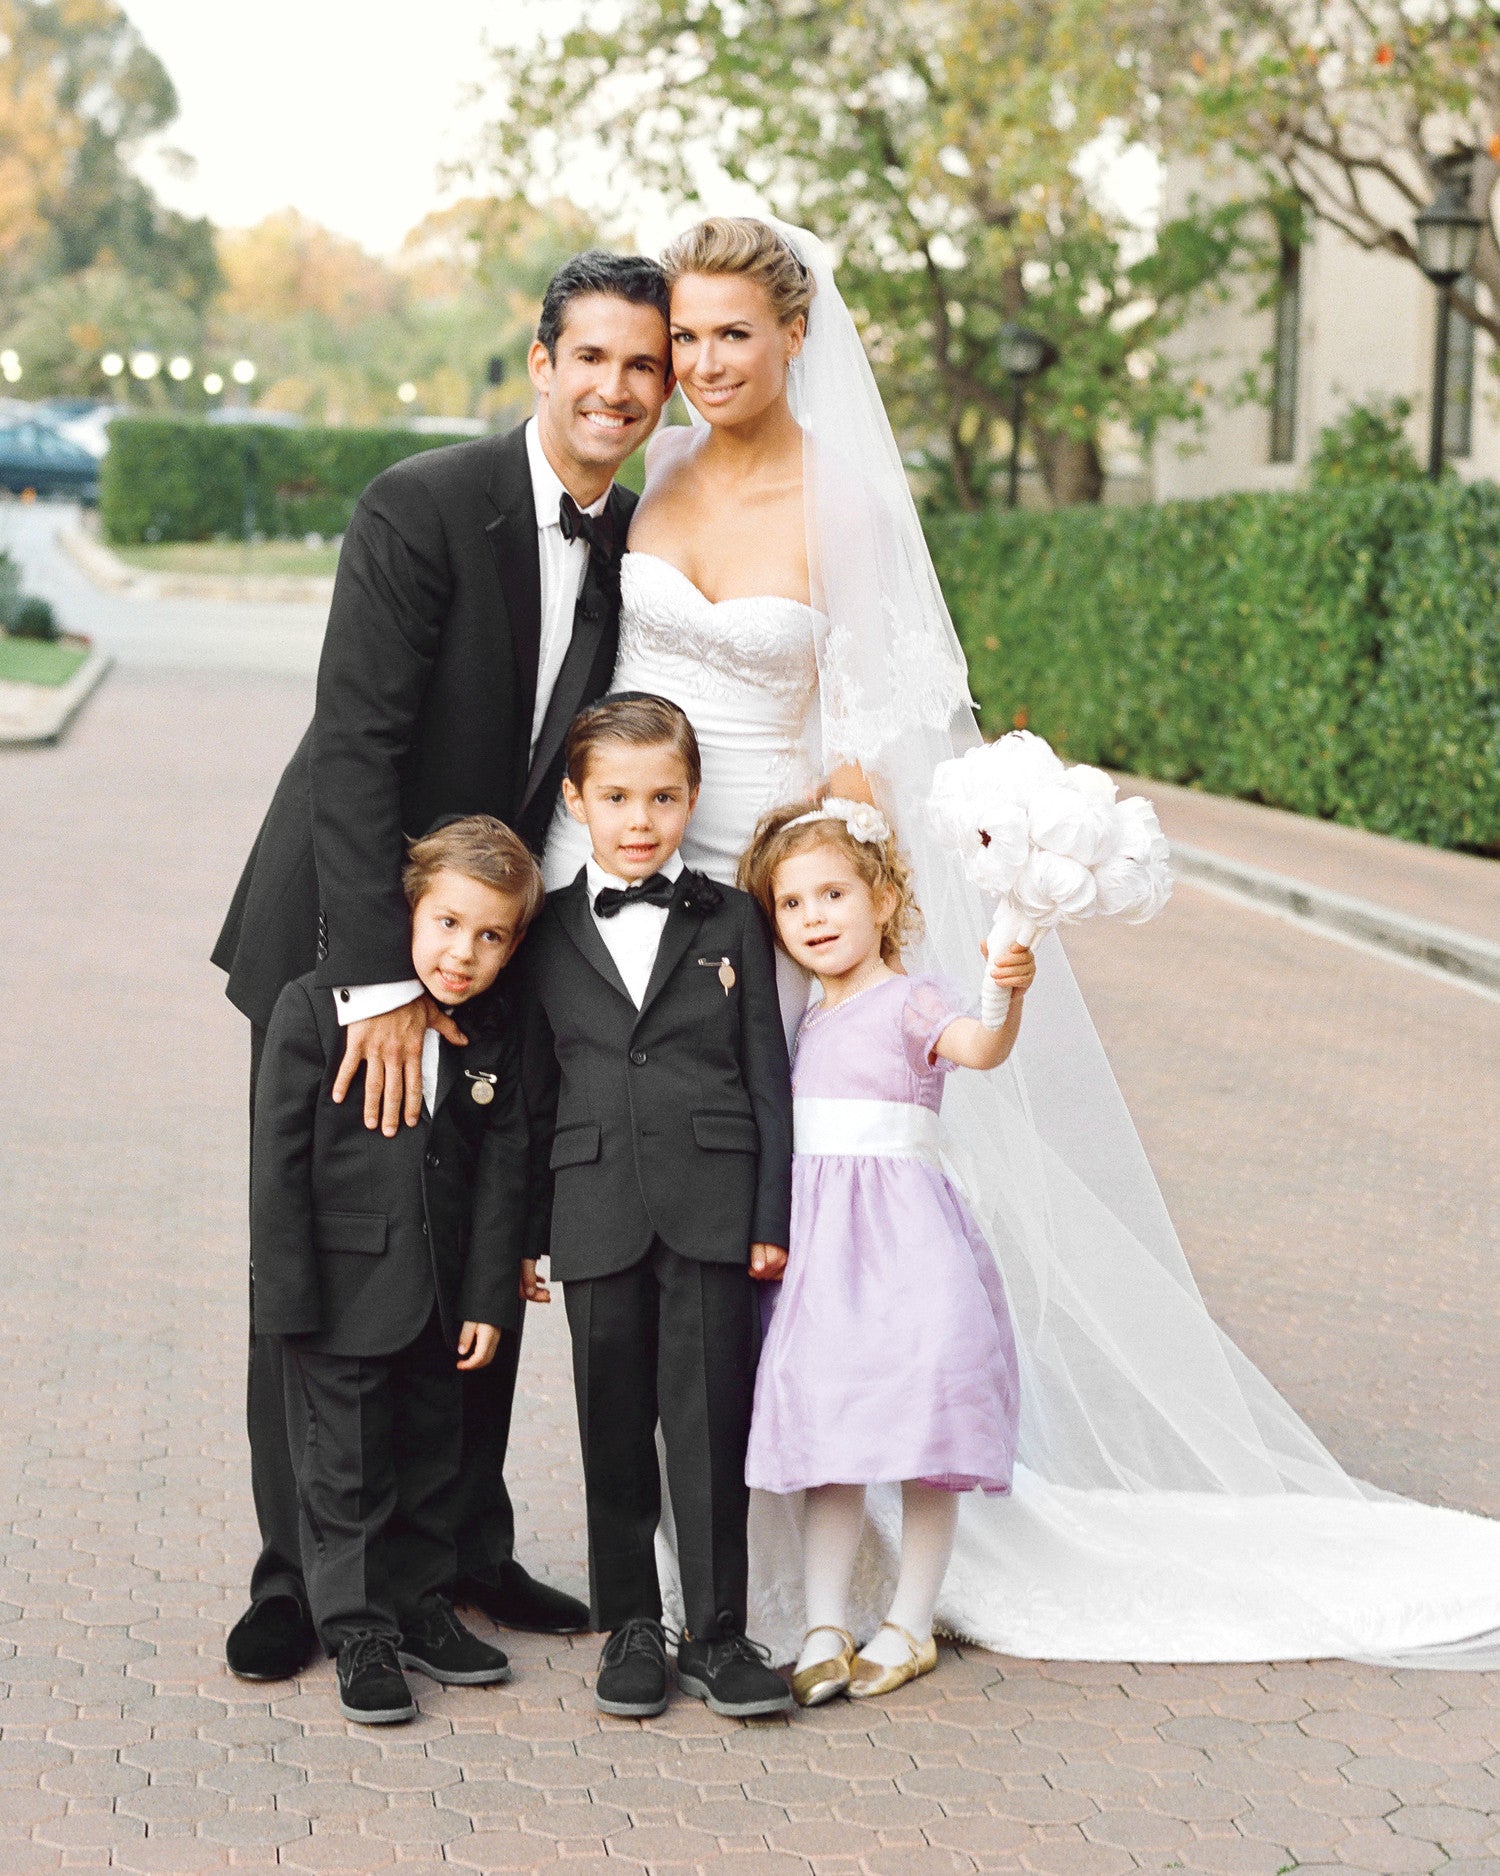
[660,217,815,327]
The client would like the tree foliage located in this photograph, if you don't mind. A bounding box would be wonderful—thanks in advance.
[473,0,1254,506]
[0,0,218,315]
[1185,0,1500,349]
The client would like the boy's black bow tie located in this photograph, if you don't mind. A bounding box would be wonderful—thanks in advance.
[559,491,616,557]
[594,872,677,918]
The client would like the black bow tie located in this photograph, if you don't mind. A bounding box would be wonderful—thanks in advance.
[594,872,677,919]
[559,492,617,558]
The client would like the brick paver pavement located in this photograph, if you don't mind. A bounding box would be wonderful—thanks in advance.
[1,666,1497,1874]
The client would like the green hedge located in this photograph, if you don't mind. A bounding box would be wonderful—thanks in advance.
[928,482,1500,852]
[99,419,480,546]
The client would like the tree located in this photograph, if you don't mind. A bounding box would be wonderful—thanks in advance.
[0,0,218,318]
[472,0,1249,506]
[1187,0,1500,350]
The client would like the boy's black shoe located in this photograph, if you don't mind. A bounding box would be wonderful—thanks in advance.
[224,1594,317,1681]
[336,1633,417,1724]
[676,1630,793,1719]
[398,1598,512,1686]
[594,1616,671,1717]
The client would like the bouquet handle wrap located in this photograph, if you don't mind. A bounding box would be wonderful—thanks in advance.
[981,906,1038,1029]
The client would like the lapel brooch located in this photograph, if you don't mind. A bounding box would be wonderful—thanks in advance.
[680,872,724,918]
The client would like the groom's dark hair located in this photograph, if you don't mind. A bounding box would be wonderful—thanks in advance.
[537,250,670,360]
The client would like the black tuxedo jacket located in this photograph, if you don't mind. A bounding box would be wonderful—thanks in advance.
[211,423,636,1028]
[250,971,529,1359]
[521,869,793,1282]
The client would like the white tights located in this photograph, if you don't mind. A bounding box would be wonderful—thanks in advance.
[796,1481,960,1673]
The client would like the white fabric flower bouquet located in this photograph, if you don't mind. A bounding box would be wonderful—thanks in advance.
[928,731,1173,1028]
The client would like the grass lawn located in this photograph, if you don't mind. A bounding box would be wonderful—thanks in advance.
[0,636,88,686]
[112,538,341,578]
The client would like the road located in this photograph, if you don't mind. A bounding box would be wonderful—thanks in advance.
[0,508,1496,1874]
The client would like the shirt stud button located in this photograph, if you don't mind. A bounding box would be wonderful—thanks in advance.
[630,1048,647,1066]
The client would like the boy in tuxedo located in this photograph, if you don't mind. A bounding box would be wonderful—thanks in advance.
[521,693,794,1719]
[252,816,541,1724]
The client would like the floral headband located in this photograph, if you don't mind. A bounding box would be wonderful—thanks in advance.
[785,797,891,845]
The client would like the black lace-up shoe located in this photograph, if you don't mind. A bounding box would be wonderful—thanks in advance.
[594,1616,671,1717]
[676,1629,793,1718]
[398,1598,512,1685]
[336,1632,416,1724]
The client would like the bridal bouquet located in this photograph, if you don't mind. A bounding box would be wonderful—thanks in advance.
[927,731,1173,1027]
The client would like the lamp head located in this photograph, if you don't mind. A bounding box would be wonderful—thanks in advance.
[1415,158,1482,287]
[998,322,1059,381]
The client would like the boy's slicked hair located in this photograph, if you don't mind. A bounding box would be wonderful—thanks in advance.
[402,814,545,930]
[564,690,702,792]
[537,250,670,360]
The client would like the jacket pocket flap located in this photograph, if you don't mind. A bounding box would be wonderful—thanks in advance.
[312,1211,388,1256]
[691,1112,760,1153]
[550,1123,602,1170]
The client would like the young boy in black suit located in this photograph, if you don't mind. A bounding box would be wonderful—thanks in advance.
[252,816,541,1724]
[521,693,795,1720]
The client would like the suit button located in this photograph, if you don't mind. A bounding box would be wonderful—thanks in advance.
[425,1151,440,1168]
[630,1048,647,1066]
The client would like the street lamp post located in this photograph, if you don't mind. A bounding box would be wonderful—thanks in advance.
[1414,161,1483,480]
[997,323,1058,509]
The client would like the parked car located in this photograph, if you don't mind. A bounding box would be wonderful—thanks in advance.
[39,397,124,460]
[0,419,100,499]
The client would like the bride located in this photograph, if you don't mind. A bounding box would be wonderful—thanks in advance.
[544,214,1500,1670]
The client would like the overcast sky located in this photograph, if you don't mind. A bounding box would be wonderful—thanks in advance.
[128,0,519,254]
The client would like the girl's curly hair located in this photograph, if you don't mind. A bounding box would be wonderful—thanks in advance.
[738,799,922,965]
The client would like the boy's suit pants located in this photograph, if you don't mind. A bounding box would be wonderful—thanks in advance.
[280,1307,458,1651]
[563,1238,759,1640]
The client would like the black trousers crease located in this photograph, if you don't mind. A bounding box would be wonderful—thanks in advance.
[563,1238,758,1641]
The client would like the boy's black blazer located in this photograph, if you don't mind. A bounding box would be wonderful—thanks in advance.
[211,423,636,1028]
[522,869,793,1282]
[251,971,528,1359]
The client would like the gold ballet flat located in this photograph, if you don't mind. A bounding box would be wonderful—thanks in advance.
[847,1621,939,1700]
[791,1626,857,1708]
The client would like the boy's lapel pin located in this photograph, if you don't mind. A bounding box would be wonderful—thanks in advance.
[465,1069,497,1106]
[698,954,736,995]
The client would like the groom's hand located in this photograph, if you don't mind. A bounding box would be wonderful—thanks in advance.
[332,996,468,1136]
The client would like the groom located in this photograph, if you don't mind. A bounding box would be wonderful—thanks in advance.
[212,250,674,1680]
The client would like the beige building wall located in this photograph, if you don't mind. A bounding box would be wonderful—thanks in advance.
[1154,189,1496,500]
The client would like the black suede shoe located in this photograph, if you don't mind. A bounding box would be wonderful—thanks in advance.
[455,1561,589,1635]
[676,1630,793,1719]
[594,1616,671,1718]
[224,1595,318,1682]
[336,1633,417,1724]
[399,1598,512,1686]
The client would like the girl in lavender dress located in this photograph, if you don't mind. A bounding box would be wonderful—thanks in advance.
[740,797,1035,1706]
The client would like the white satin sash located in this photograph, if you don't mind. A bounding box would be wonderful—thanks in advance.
[792,1096,943,1167]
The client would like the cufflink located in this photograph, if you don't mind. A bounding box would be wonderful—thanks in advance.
[339,988,349,1002]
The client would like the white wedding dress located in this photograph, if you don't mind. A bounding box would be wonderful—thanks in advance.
[541,219,1500,1670]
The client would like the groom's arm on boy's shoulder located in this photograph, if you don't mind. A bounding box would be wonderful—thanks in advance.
[459,1026,529,1345]
[249,982,326,1338]
[736,896,793,1267]
[310,474,452,996]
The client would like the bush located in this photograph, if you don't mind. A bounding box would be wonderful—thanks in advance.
[0,549,20,628]
[99,418,482,545]
[928,481,1500,852]
[8,596,58,641]
[1308,397,1423,487]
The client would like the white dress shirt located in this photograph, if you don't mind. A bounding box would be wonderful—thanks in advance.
[585,850,684,1009]
[335,417,611,1026]
[421,1025,440,1117]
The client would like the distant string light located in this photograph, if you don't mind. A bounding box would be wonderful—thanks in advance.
[203,372,224,395]
[168,356,193,381]
[397,381,418,404]
[0,349,21,384]
[130,351,161,380]
[100,353,124,378]
[231,359,256,385]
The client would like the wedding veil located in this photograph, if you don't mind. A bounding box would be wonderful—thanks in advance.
[752,215,1500,1667]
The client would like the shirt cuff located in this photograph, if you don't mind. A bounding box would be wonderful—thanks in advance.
[333,979,423,1025]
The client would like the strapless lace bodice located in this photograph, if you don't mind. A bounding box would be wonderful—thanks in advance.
[615,551,825,719]
[542,552,828,896]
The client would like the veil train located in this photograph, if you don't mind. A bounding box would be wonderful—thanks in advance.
[655,218,1500,1670]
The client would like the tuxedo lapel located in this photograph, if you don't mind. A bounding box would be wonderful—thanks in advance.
[636,883,707,1021]
[552,875,636,1008]
[484,432,541,780]
[433,1041,460,1116]
[520,546,613,817]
